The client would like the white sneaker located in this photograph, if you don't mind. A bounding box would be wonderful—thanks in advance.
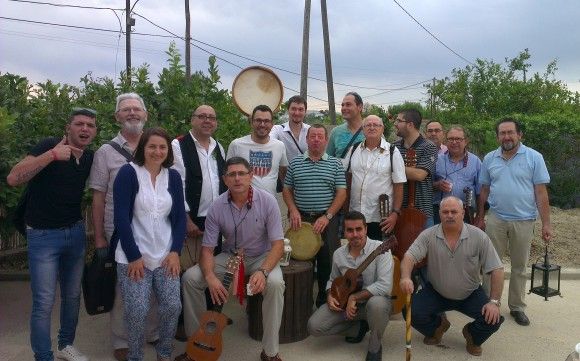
[56,345,89,361]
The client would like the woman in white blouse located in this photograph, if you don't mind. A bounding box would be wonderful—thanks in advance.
[113,127,186,361]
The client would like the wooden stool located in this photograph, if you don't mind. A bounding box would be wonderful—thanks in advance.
[247,260,313,344]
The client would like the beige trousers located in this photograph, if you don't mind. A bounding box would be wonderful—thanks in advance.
[483,211,535,312]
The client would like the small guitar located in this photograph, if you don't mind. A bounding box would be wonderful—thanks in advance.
[463,187,475,224]
[329,233,397,310]
[379,194,405,315]
[185,254,241,361]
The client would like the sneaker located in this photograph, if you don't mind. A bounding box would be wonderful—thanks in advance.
[56,345,89,361]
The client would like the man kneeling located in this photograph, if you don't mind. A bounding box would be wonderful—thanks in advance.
[308,211,392,361]
[400,196,504,356]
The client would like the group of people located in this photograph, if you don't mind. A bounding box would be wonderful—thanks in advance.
[7,90,552,361]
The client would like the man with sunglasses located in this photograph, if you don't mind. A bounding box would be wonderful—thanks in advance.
[8,107,97,361]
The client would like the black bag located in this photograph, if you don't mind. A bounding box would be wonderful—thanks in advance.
[82,250,116,315]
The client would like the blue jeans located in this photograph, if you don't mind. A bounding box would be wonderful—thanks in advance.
[411,283,503,346]
[27,221,86,361]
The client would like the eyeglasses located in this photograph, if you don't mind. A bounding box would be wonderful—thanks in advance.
[118,107,144,114]
[71,107,97,117]
[394,118,410,124]
[447,137,465,142]
[252,118,272,125]
[225,171,251,178]
[193,114,217,121]
[364,123,383,129]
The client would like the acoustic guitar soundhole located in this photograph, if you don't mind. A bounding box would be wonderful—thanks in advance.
[204,321,217,334]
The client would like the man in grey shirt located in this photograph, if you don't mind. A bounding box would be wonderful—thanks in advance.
[308,211,393,361]
[399,197,504,357]
[179,157,285,361]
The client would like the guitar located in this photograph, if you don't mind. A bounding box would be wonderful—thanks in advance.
[185,254,241,361]
[378,194,405,315]
[329,233,397,310]
[394,148,427,267]
[463,187,475,224]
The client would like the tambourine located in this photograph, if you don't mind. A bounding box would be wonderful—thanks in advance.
[285,222,322,261]
[231,66,284,116]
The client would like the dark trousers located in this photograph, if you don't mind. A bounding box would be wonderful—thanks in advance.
[301,212,340,306]
[366,222,383,241]
[411,283,503,346]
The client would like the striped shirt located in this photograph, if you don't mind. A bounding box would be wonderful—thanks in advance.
[394,135,438,217]
[284,152,347,212]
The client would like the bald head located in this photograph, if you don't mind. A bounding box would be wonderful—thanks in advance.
[191,104,217,139]
[440,196,463,209]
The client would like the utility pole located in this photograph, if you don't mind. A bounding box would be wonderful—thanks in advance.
[125,0,135,84]
[185,0,191,79]
[300,0,311,99]
[320,0,336,124]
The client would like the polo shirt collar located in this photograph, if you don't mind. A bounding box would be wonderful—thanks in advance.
[303,150,329,160]
[435,223,470,243]
[493,143,527,158]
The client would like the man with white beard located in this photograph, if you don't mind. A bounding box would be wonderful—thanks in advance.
[89,93,158,361]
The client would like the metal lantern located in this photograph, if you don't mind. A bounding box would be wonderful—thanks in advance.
[529,246,561,301]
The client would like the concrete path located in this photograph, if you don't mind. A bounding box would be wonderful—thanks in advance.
[1,280,579,361]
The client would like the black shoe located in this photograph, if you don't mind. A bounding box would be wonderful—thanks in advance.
[510,310,530,326]
[345,320,369,343]
[365,346,382,361]
[227,316,234,325]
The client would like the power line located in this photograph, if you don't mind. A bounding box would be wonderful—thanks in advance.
[7,0,123,11]
[392,0,474,65]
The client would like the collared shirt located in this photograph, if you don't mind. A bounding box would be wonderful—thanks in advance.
[284,151,347,212]
[394,135,438,217]
[202,187,284,257]
[479,143,550,221]
[171,132,223,216]
[438,144,448,155]
[349,139,407,222]
[407,223,502,300]
[270,121,310,161]
[433,151,482,205]
[327,238,393,296]
[226,135,289,196]
[326,123,365,158]
[88,132,133,240]
[115,164,173,271]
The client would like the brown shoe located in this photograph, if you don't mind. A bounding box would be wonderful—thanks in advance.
[113,348,128,361]
[462,324,482,356]
[423,315,451,345]
[260,350,282,361]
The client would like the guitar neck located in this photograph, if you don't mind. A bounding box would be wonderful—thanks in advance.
[354,246,383,277]
[213,272,234,313]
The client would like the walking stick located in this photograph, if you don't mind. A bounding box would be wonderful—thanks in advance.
[405,293,412,361]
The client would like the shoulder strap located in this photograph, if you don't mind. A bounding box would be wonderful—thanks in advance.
[345,141,362,173]
[288,132,304,154]
[340,126,364,158]
[107,141,133,162]
[390,144,395,175]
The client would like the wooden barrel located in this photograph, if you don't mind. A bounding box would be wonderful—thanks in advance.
[248,260,313,343]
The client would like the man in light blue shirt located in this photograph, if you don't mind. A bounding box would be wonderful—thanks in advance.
[476,118,552,327]
[433,126,482,223]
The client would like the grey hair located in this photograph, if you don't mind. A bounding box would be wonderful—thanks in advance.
[115,93,146,112]
[440,196,463,209]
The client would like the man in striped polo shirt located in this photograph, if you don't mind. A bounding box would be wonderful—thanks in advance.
[283,124,347,307]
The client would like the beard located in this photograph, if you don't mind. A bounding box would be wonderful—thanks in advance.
[123,120,145,135]
[501,140,517,151]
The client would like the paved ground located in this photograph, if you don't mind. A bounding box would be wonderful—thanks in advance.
[1,279,579,361]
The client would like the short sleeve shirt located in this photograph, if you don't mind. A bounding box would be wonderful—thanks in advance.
[433,151,482,206]
[326,123,365,158]
[407,224,502,300]
[479,144,550,221]
[270,122,310,162]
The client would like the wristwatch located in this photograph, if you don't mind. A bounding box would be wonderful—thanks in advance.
[325,212,334,220]
[259,268,269,279]
[392,209,401,216]
[489,299,501,307]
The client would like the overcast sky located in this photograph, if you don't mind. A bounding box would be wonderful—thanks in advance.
[2,0,579,111]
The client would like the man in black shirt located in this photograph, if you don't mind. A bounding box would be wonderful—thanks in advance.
[7,107,97,361]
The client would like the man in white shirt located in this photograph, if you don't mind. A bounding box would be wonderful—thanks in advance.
[227,105,288,196]
[346,115,406,240]
[270,95,310,162]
